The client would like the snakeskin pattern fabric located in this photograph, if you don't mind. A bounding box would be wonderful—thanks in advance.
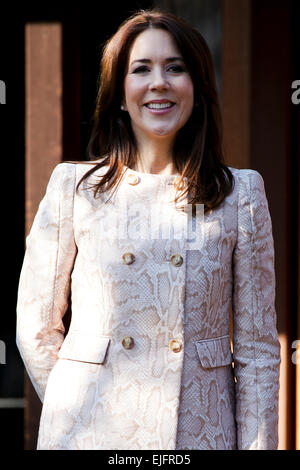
[16,162,280,450]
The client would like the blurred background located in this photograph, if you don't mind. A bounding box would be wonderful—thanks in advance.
[0,0,299,450]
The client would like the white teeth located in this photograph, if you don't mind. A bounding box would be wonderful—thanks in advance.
[146,102,174,109]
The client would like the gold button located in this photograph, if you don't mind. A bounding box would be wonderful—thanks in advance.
[173,176,185,190]
[170,254,183,267]
[169,339,183,353]
[127,173,140,185]
[122,336,134,349]
[122,252,135,265]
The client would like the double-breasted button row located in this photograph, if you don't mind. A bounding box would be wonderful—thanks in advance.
[126,172,185,190]
[170,254,183,267]
[122,336,134,349]
[169,338,183,353]
[122,252,135,265]
[126,174,140,186]
[122,252,183,267]
[121,336,182,353]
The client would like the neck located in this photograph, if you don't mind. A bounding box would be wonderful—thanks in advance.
[133,136,178,176]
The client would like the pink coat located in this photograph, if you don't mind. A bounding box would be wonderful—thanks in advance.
[16,162,280,450]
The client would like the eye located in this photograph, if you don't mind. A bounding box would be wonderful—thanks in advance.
[131,64,186,74]
[167,65,185,73]
[132,66,149,73]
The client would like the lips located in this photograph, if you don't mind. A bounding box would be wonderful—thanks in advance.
[145,103,175,110]
[144,100,176,111]
[144,99,175,105]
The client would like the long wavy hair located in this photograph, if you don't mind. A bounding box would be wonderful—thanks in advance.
[77,8,234,213]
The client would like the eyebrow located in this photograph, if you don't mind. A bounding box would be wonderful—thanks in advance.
[130,56,184,66]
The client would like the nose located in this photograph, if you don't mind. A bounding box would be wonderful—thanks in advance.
[149,67,169,91]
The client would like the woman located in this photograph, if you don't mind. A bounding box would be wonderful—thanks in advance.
[16,8,280,450]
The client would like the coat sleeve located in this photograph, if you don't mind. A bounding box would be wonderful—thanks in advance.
[232,169,281,450]
[16,163,77,403]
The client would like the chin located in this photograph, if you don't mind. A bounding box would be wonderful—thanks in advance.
[148,126,177,137]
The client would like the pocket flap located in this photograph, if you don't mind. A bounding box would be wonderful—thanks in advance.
[58,333,111,364]
[195,335,232,368]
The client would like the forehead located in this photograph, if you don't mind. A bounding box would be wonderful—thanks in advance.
[128,28,181,62]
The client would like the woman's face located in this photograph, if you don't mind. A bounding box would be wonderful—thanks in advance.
[123,28,194,142]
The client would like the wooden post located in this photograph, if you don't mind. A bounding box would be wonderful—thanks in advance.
[25,22,63,450]
[221,0,251,169]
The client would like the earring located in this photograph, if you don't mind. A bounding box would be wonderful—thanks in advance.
[121,104,125,111]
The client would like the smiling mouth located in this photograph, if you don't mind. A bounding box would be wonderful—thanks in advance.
[144,102,175,109]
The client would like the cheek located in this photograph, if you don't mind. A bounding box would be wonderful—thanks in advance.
[176,79,194,110]
[124,77,144,106]
[184,82,194,105]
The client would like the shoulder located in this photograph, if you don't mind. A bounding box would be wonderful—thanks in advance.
[61,160,110,179]
[49,160,109,183]
[227,166,265,192]
[227,166,269,214]
[56,160,99,172]
[227,165,263,180]
[47,162,76,188]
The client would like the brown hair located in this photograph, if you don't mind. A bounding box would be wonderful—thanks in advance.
[77,8,234,212]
